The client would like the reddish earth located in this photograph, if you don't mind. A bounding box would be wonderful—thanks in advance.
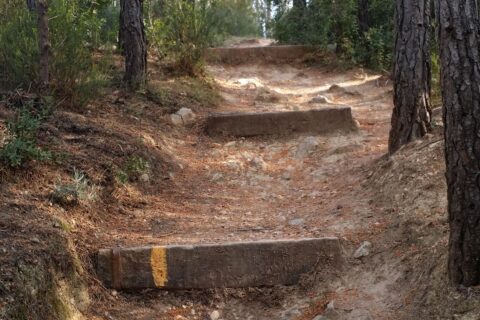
[90,58,400,319]
[2,45,477,320]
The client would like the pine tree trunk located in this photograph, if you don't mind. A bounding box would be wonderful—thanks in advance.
[119,0,147,89]
[388,0,432,154]
[292,0,306,9]
[358,0,369,35]
[37,0,49,87]
[438,0,480,286]
[118,3,125,54]
[266,0,272,36]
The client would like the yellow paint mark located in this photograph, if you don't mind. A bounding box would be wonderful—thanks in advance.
[151,247,168,287]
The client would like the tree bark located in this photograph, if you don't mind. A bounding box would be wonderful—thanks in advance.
[358,0,369,35]
[118,2,125,54]
[120,0,147,89]
[292,0,306,9]
[438,0,480,286]
[26,0,36,10]
[266,0,272,36]
[27,0,49,87]
[388,0,432,154]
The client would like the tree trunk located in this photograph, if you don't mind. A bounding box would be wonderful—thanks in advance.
[266,0,272,36]
[388,0,432,154]
[27,0,49,87]
[118,2,125,53]
[438,0,480,286]
[358,0,369,35]
[119,0,147,89]
[292,0,306,9]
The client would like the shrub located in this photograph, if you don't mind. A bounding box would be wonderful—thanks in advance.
[0,5,39,89]
[148,0,229,75]
[116,155,150,184]
[271,0,394,70]
[0,102,52,168]
[51,168,99,207]
[0,0,110,104]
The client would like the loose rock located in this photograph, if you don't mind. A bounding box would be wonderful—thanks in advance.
[250,157,268,171]
[210,310,220,320]
[295,136,319,158]
[282,171,292,180]
[210,173,224,182]
[224,159,243,171]
[354,241,372,259]
[139,173,150,183]
[289,218,305,226]
[309,95,332,104]
[171,108,196,126]
[170,114,183,126]
[177,107,196,125]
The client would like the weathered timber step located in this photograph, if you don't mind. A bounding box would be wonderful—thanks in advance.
[97,238,343,290]
[205,107,358,137]
[205,45,316,64]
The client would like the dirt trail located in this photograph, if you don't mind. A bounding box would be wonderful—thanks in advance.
[95,57,404,319]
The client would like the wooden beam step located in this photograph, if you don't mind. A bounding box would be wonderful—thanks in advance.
[97,238,343,290]
[205,107,358,137]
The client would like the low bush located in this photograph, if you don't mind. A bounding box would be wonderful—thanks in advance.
[0,0,111,104]
[0,101,52,168]
[116,155,150,184]
[148,0,226,75]
[148,0,260,75]
[51,169,99,207]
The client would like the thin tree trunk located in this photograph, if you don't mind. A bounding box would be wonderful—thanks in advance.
[266,0,272,37]
[438,0,480,286]
[118,3,125,54]
[292,0,306,9]
[358,0,369,35]
[37,0,49,87]
[388,0,432,154]
[119,0,147,89]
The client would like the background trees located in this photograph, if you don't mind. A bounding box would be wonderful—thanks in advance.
[0,0,402,94]
[270,0,394,70]
[0,0,264,92]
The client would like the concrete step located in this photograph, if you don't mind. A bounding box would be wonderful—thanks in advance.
[205,45,316,64]
[97,238,343,290]
[205,107,358,137]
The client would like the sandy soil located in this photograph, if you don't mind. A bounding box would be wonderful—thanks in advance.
[84,57,405,320]
[222,37,275,48]
[3,49,469,320]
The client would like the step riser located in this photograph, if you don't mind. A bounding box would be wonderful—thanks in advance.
[205,107,358,137]
[206,45,316,64]
[97,238,343,290]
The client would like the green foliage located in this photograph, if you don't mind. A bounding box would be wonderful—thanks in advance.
[219,0,260,37]
[0,0,111,104]
[126,156,150,177]
[148,0,260,75]
[0,103,52,168]
[272,0,394,70]
[51,168,99,206]
[148,0,227,75]
[354,26,393,69]
[116,155,150,184]
[0,5,39,88]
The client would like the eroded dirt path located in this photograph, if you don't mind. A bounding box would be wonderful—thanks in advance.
[96,58,403,319]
